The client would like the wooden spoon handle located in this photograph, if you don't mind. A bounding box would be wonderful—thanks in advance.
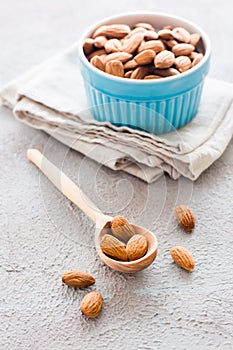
[27,148,106,223]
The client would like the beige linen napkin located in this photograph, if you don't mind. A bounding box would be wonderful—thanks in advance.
[1,44,233,183]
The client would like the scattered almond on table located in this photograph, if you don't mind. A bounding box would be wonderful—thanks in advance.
[170,246,195,271]
[62,270,95,288]
[83,22,203,79]
[60,205,197,320]
[174,205,196,232]
[80,291,103,318]
[62,270,102,319]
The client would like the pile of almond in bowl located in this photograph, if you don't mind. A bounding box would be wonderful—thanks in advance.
[83,22,204,79]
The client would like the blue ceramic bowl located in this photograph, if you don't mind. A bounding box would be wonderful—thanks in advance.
[78,12,211,134]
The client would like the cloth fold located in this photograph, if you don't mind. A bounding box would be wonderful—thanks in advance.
[1,44,233,183]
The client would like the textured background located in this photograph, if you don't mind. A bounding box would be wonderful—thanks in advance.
[0,1,233,349]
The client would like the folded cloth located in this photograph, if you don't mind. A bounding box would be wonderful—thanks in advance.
[1,44,233,183]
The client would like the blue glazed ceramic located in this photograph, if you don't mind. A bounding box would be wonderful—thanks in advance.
[78,13,211,134]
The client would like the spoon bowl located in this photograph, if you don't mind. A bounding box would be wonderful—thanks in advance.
[27,149,158,273]
[96,221,158,273]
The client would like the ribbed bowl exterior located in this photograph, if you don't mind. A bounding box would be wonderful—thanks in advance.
[83,80,204,134]
[79,12,211,135]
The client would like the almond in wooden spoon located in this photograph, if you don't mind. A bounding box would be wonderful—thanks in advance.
[100,234,127,261]
[126,234,148,261]
[111,216,135,242]
[27,149,158,273]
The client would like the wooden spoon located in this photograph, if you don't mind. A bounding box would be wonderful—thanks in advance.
[27,149,158,273]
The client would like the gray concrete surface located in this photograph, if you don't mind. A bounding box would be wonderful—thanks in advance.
[0,1,233,349]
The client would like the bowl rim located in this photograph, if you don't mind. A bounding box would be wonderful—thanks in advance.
[78,11,211,85]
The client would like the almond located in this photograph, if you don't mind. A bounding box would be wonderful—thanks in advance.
[105,60,124,77]
[174,205,195,232]
[100,234,128,261]
[189,51,199,60]
[124,70,133,78]
[111,216,135,242]
[164,39,178,49]
[158,29,174,40]
[151,67,180,77]
[100,54,107,60]
[138,40,165,53]
[104,51,132,64]
[62,270,95,288]
[172,43,195,56]
[94,35,107,49]
[175,56,191,72]
[87,49,106,61]
[105,38,122,53]
[124,59,139,70]
[154,50,175,69]
[163,25,173,30]
[90,56,105,71]
[130,66,150,79]
[124,27,147,39]
[92,25,108,38]
[134,49,155,65]
[134,22,155,31]
[121,33,144,54]
[144,30,159,40]
[126,234,148,261]
[170,246,195,271]
[144,75,162,79]
[192,53,204,67]
[83,38,95,55]
[189,33,201,47]
[172,27,191,43]
[102,24,131,38]
[80,291,102,318]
